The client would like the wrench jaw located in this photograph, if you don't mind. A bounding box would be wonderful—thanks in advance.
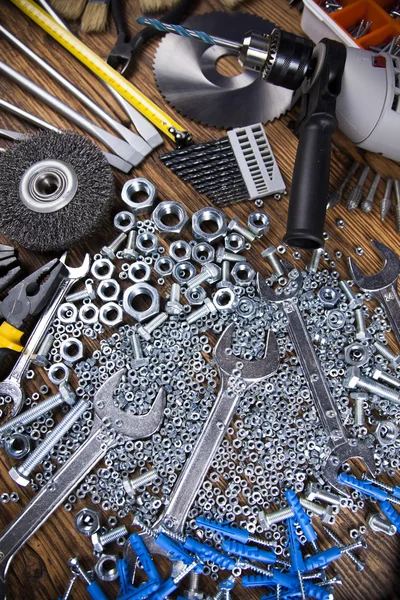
[256,273,299,305]
[348,240,400,293]
[323,441,376,496]
[0,381,23,417]
[59,253,91,280]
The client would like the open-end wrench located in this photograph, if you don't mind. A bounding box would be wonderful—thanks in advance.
[257,274,375,494]
[0,369,165,600]
[349,240,400,347]
[0,253,90,417]
[139,322,279,561]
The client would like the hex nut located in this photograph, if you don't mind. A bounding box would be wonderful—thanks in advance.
[60,337,84,364]
[128,261,151,283]
[185,286,207,306]
[94,554,119,582]
[57,302,78,324]
[123,283,160,322]
[99,302,124,327]
[154,256,174,277]
[48,362,70,385]
[4,434,30,459]
[152,201,189,237]
[136,232,158,255]
[225,233,246,254]
[191,242,215,265]
[97,279,121,302]
[79,303,99,324]
[318,285,340,308]
[343,366,361,389]
[169,240,192,263]
[192,207,227,244]
[75,508,100,536]
[172,261,197,285]
[91,258,115,281]
[213,288,236,311]
[113,211,135,232]
[231,262,256,286]
[121,178,157,215]
[247,211,270,237]
[344,342,371,367]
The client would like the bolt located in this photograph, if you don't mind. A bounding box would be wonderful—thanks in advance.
[138,313,169,341]
[322,526,365,571]
[68,557,91,586]
[339,280,362,309]
[216,248,246,264]
[374,341,400,367]
[0,382,76,437]
[187,263,221,289]
[186,298,217,324]
[32,333,55,367]
[372,367,400,390]
[351,392,368,426]
[259,499,333,530]
[122,230,138,260]
[228,217,256,243]
[380,179,393,221]
[354,307,370,341]
[367,513,397,536]
[300,498,335,523]
[305,482,341,506]
[166,283,184,316]
[9,399,89,486]
[130,332,149,367]
[183,570,205,599]
[101,232,127,260]
[344,366,400,404]
[261,246,284,276]
[307,247,325,273]
[123,469,159,497]
[395,180,400,235]
[216,261,231,290]
[91,525,128,553]
[66,280,96,303]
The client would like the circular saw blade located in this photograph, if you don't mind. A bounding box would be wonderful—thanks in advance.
[153,12,293,129]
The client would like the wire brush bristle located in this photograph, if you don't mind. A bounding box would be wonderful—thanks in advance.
[50,0,87,19]
[138,0,181,14]
[81,0,109,32]
[0,131,115,252]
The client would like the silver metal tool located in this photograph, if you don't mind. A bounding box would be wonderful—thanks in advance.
[257,273,376,494]
[0,98,58,133]
[0,61,141,167]
[361,172,381,213]
[380,179,393,220]
[349,240,400,347]
[0,254,90,417]
[346,165,370,211]
[0,129,26,141]
[0,370,165,600]
[153,12,293,128]
[0,26,152,157]
[140,323,279,559]
[327,161,359,209]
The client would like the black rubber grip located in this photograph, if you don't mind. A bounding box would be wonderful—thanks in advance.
[284,112,337,249]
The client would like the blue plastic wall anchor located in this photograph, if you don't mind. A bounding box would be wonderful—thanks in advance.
[338,473,388,501]
[380,500,400,531]
[287,517,305,573]
[129,534,162,585]
[155,533,194,565]
[286,490,317,546]
[183,537,235,570]
[304,581,334,600]
[221,540,277,565]
[304,547,341,571]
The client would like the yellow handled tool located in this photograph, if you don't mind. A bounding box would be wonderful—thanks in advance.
[8,0,190,145]
[0,322,24,354]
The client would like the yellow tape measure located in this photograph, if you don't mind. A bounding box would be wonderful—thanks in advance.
[9,0,190,144]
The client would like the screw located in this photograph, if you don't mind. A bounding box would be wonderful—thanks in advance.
[68,557,91,586]
[130,332,149,367]
[166,283,184,316]
[59,574,78,600]
[122,230,138,261]
[346,165,370,210]
[123,469,159,497]
[9,399,89,486]
[183,570,206,599]
[32,333,55,367]
[374,341,400,367]
[361,173,381,213]
[344,366,400,404]
[138,312,169,341]
[228,217,256,243]
[216,261,231,289]
[66,280,96,303]
[261,246,285,276]
[0,383,76,437]
[322,527,365,571]
[101,232,127,260]
[380,179,393,220]
[186,298,217,324]
[367,513,397,536]
[305,482,341,506]
[351,392,368,426]
[307,247,325,273]
[354,307,370,341]
[92,525,128,553]
[372,367,400,389]
[339,280,362,309]
[187,263,221,289]
[395,180,400,235]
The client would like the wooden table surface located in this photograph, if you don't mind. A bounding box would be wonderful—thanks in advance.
[0,0,400,599]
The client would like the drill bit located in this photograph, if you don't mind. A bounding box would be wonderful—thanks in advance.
[380,179,393,220]
[395,180,400,235]
[346,165,370,211]
[327,161,359,209]
[361,172,381,213]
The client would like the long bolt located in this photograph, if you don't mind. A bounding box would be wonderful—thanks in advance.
[351,392,367,426]
[344,366,400,403]
[66,280,95,303]
[216,248,246,264]
[355,307,369,341]
[261,246,284,276]
[367,513,397,536]
[217,261,231,287]
[130,332,149,367]
[99,525,128,547]
[380,179,393,220]
[339,280,362,309]
[395,180,400,235]
[322,527,365,571]
[361,172,381,213]
[101,232,127,260]
[374,341,400,367]
[306,482,341,506]
[9,399,89,485]
[170,283,181,303]
[32,333,55,367]
[228,217,256,243]
[0,383,75,436]
[187,263,221,288]
[123,469,158,497]
[68,557,91,586]
[122,230,138,260]
[138,312,169,341]
[186,298,216,324]
[307,247,324,273]
[372,367,400,389]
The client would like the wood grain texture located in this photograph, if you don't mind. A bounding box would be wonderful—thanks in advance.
[0,0,400,599]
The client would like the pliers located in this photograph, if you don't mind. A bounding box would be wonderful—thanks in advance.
[0,246,21,296]
[0,258,65,357]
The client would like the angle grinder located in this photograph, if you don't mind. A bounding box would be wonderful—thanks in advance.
[139,16,400,249]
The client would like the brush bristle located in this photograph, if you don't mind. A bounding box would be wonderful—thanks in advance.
[81,1,109,32]
[50,0,87,19]
[138,0,181,14]
[220,0,247,7]
[0,131,115,252]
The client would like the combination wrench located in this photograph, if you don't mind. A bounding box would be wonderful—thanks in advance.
[0,369,165,600]
[349,239,400,347]
[257,274,375,494]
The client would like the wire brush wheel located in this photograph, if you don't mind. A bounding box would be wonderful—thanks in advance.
[0,130,115,253]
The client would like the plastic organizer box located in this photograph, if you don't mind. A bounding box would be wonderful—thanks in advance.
[302,0,400,49]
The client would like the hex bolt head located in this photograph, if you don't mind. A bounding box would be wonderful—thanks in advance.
[187,263,221,289]
[261,246,285,276]
[216,247,246,264]
[59,382,76,406]
[228,217,256,243]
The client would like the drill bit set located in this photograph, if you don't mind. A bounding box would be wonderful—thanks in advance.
[160,123,286,207]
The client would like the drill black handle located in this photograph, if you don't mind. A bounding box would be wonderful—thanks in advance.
[284,112,337,249]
